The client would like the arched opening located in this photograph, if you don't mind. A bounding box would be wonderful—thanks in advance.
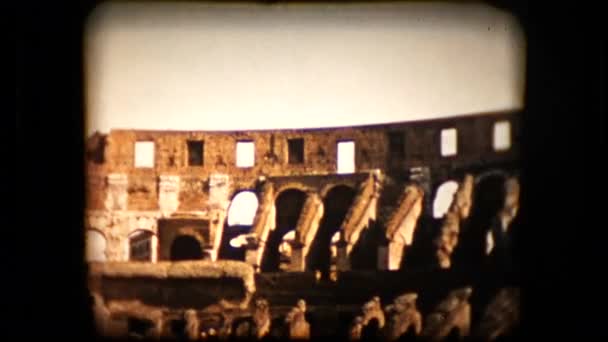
[170,235,204,261]
[219,191,259,261]
[227,191,258,226]
[128,230,155,262]
[86,229,107,262]
[473,172,508,224]
[278,230,297,263]
[433,180,459,219]
[455,172,508,269]
[306,185,356,274]
[261,189,307,272]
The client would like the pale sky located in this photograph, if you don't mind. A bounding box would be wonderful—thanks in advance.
[84,2,526,136]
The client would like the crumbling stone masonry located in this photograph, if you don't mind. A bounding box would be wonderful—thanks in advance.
[89,261,521,339]
[434,174,474,269]
[384,293,423,340]
[86,110,520,272]
[422,287,473,340]
[86,110,521,339]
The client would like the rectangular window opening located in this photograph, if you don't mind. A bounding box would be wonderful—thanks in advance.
[337,140,355,174]
[440,128,457,157]
[134,141,155,168]
[236,140,255,168]
[288,138,304,164]
[493,121,511,151]
[187,140,204,166]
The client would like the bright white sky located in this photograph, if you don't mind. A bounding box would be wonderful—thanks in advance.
[84,2,525,136]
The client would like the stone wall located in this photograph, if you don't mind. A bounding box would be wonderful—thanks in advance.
[90,262,520,339]
[85,111,520,266]
[86,210,161,261]
[87,111,520,212]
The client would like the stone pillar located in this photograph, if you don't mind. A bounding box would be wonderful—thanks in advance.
[289,240,306,272]
[387,240,405,271]
[158,175,180,216]
[151,235,158,263]
[208,173,231,211]
[336,239,350,271]
[245,237,261,271]
[409,167,431,217]
[105,173,128,211]
[209,209,226,261]
[377,240,389,271]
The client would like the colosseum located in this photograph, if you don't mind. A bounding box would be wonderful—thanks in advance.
[85,110,521,340]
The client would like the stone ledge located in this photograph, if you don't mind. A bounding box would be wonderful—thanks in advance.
[89,260,256,294]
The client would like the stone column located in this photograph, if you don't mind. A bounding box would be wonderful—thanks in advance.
[409,167,431,217]
[151,235,158,263]
[289,240,306,272]
[208,173,231,211]
[158,175,180,216]
[336,238,350,271]
[377,238,390,271]
[387,240,405,271]
[245,237,261,271]
[208,209,226,261]
[105,173,128,211]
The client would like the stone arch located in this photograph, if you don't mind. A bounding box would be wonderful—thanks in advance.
[453,170,510,269]
[86,229,107,262]
[261,188,308,272]
[432,180,460,219]
[169,228,209,261]
[227,190,259,226]
[319,181,357,198]
[175,227,206,244]
[127,229,157,262]
[474,169,510,186]
[306,184,357,273]
[218,190,259,261]
[472,171,510,223]
[274,183,314,201]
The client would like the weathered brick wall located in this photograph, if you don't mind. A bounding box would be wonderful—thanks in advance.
[178,176,207,211]
[86,165,107,210]
[127,171,159,210]
[102,128,389,178]
[397,112,520,172]
[86,111,520,212]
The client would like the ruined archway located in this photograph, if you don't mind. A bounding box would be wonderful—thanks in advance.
[454,171,509,269]
[471,172,509,226]
[219,191,259,261]
[227,191,258,226]
[86,229,107,262]
[306,185,356,273]
[170,235,204,261]
[433,180,459,219]
[261,188,307,272]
